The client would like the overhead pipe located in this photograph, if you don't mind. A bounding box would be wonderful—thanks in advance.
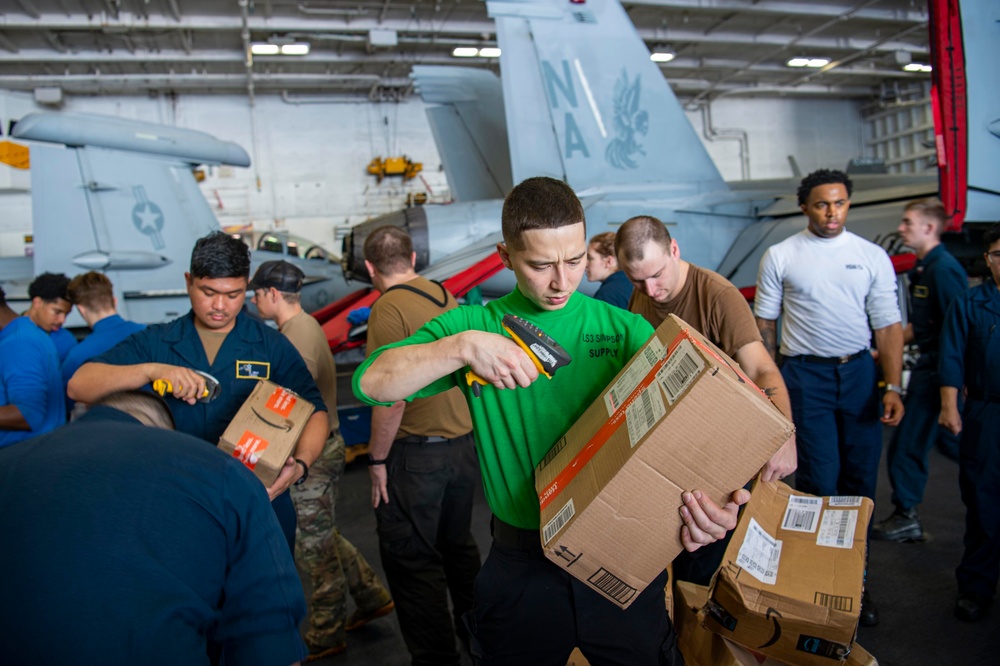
[699,103,750,181]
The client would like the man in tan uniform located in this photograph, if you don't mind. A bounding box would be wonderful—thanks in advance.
[363,226,481,666]
[250,260,393,661]
[616,215,797,583]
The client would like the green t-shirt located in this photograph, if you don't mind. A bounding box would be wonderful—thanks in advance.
[353,287,655,529]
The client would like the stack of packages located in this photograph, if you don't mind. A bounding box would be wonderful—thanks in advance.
[678,480,878,666]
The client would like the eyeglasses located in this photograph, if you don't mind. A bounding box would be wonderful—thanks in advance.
[987,251,1000,262]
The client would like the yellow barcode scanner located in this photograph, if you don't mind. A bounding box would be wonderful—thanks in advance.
[465,314,573,397]
[152,370,222,403]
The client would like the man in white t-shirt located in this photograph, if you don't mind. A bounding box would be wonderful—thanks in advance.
[754,168,905,628]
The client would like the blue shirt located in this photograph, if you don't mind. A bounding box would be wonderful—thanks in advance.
[908,244,967,359]
[593,270,634,311]
[92,310,326,444]
[938,280,1000,396]
[50,326,78,363]
[0,406,307,664]
[0,317,66,447]
[62,314,146,389]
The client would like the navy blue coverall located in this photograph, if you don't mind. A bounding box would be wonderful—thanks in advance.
[939,280,1000,600]
[94,310,327,550]
[886,244,967,510]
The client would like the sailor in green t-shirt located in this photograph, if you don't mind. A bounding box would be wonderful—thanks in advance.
[354,176,750,665]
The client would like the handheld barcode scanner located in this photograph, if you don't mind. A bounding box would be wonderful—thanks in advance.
[465,314,573,397]
[153,369,222,403]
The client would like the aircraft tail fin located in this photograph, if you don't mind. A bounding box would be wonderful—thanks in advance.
[487,0,725,193]
[11,112,244,323]
[413,66,512,202]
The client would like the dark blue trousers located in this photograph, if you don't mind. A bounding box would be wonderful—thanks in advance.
[957,400,1000,599]
[886,364,961,510]
[781,354,882,500]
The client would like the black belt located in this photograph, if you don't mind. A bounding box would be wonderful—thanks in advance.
[396,433,471,445]
[491,515,542,553]
[967,391,1000,403]
[785,349,868,365]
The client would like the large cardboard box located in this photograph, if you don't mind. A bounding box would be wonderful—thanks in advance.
[535,314,794,609]
[704,481,874,666]
[218,380,316,486]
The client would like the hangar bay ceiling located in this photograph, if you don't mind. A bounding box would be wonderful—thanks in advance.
[0,0,930,103]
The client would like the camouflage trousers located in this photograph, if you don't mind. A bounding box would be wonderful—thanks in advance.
[291,430,392,649]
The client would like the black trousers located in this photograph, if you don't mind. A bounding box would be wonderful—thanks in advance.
[465,518,683,666]
[375,434,482,666]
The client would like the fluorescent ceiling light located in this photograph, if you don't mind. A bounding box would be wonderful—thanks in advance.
[452,47,479,57]
[650,52,675,63]
[478,47,501,58]
[280,43,310,55]
[904,63,932,73]
[787,57,830,68]
[251,43,280,55]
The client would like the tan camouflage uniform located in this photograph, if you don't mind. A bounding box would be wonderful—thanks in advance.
[292,430,392,649]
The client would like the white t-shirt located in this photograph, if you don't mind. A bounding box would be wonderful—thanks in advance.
[754,229,901,358]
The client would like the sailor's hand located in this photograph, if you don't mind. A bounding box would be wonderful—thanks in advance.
[265,457,299,500]
[370,465,390,508]
[148,363,207,405]
[462,330,539,391]
[679,488,750,552]
[939,405,962,436]
[881,391,904,426]
[760,434,797,483]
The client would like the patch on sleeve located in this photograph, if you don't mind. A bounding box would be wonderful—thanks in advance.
[236,360,270,380]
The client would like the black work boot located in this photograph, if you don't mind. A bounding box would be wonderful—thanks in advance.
[871,507,923,542]
[860,589,879,627]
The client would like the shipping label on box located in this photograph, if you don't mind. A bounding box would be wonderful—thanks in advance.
[218,380,315,486]
[704,480,873,666]
[535,315,794,609]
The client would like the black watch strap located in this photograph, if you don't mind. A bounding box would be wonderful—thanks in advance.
[293,458,309,485]
[367,456,387,467]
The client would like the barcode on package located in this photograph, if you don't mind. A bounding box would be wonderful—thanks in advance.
[814,592,854,612]
[736,517,782,585]
[538,437,568,471]
[828,495,863,507]
[588,568,638,606]
[817,509,858,549]
[625,386,666,448]
[782,495,822,533]
[543,499,576,544]
[656,339,705,404]
[604,337,664,415]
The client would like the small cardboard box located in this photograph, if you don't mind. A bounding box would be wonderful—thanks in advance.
[676,581,789,666]
[704,481,874,666]
[218,380,316,486]
[535,314,794,609]
[678,581,879,666]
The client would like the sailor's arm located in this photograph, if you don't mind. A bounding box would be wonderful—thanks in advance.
[359,331,538,403]
[69,362,208,405]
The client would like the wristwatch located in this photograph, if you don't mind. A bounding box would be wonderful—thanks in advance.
[367,456,387,467]
[884,383,904,395]
[293,458,310,485]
